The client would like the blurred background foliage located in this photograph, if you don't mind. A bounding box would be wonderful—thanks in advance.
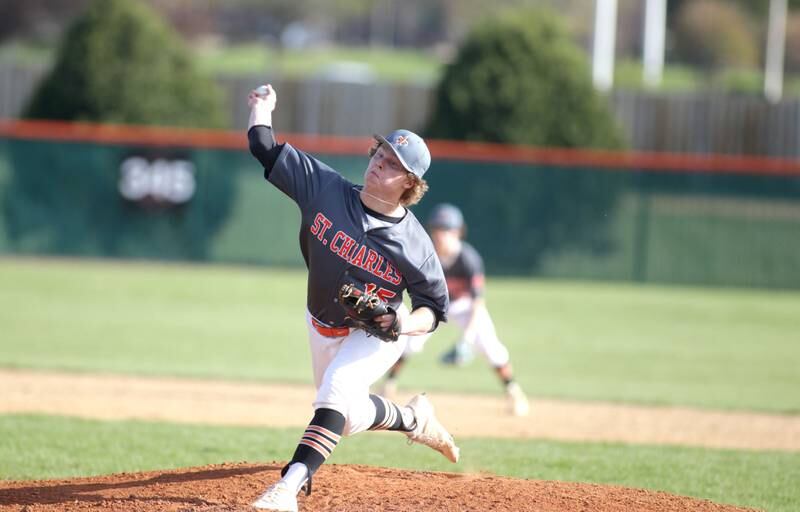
[423,8,624,271]
[426,7,622,148]
[23,0,226,127]
[671,0,759,70]
[3,0,800,95]
[9,1,800,278]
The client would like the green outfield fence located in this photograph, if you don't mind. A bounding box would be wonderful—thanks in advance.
[1,120,799,289]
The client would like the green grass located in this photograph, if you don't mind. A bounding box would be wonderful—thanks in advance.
[0,41,442,82]
[615,59,703,91]
[194,43,441,83]
[0,414,797,511]
[615,57,800,96]
[1,257,798,413]
[8,39,800,96]
[0,41,53,67]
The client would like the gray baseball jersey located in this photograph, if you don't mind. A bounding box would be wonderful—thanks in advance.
[267,143,449,328]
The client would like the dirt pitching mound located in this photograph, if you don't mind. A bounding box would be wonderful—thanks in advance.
[0,462,756,512]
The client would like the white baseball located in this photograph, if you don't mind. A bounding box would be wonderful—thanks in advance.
[255,85,269,97]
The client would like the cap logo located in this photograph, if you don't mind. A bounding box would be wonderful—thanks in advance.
[394,135,409,146]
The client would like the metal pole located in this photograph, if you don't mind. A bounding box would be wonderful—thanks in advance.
[643,0,667,88]
[765,0,788,103]
[593,0,618,92]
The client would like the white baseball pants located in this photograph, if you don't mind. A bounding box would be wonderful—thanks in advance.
[305,310,408,436]
[404,296,510,367]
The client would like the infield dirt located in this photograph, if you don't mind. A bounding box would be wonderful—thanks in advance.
[3,369,795,511]
[2,369,798,451]
[0,463,759,512]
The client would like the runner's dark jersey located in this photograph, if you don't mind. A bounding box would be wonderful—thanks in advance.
[442,242,484,301]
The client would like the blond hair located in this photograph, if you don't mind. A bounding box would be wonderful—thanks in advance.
[368,140,429,207]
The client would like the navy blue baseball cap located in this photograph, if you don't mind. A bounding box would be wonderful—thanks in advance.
[428,203,464,230]
[374,129,431,177]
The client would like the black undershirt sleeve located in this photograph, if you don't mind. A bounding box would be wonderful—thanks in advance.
[247,125,284,179]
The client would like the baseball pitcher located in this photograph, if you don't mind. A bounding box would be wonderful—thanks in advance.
[246,84,458,512]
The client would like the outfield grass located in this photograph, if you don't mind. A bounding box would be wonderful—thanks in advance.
[1,257,798,413]
[0,414,796,512]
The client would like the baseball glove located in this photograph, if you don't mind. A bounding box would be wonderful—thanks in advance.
[338,283,400,342]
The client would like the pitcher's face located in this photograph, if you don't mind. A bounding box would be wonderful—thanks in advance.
[364,145,413,195]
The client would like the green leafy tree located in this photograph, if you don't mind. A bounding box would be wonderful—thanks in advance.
[24,0,226,127]
[7,0,234,262]
[726,0,800,19]
[785,13,800,73]
[423,7,624,274]
[672,0,757,70]
[427,8,622,148]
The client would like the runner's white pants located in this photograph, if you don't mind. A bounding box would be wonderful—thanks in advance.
[404,296,510,367]
[306,310,408,436]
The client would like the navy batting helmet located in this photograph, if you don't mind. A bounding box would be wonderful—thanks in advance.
[428,203,464,230]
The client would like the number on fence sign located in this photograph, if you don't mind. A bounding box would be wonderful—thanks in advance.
[118,157,196,205]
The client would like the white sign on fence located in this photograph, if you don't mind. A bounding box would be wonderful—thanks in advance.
[118,156,196,205]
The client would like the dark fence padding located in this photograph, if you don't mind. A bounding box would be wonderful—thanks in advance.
[1,136,799,289]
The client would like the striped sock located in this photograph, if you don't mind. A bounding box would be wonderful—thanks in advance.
[368,394,416,432]
[286,407,344,494]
